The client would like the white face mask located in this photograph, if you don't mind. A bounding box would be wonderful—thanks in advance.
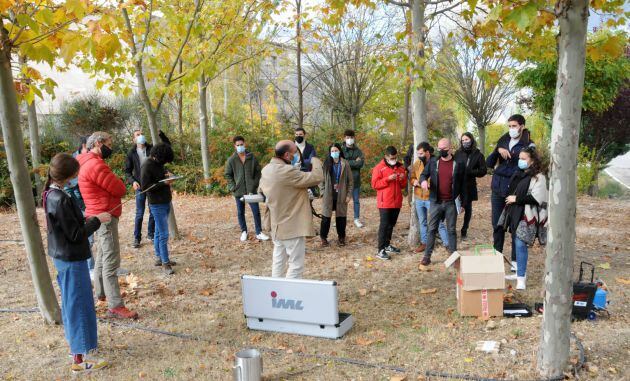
[345,138,355,146]
[509,128,521,139]
[387,159,397,166]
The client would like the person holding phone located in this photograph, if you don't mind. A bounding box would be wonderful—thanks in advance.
[371,146,407,260]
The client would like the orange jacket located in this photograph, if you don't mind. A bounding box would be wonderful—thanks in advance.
[77,152,127,218]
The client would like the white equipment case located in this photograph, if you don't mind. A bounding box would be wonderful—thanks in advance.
[241,275,354,339]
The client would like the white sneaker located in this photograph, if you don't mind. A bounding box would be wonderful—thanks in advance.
[255,233,270,241]
[354,219,364,228]
[510,261,517,272]
[240,231,248,242]
[89,270,94,282]
[516,276,527,290]
[505,274,517,281]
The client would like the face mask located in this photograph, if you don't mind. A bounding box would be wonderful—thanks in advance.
[518,159,529,170]
[386,159,397,166]
[439,149,449,158]
[100,144,113,159]
[345,138,354,146]
[331,151,340,160]
[462,141,472,150]
[236,145,246,154]
[509,128,521,139]
[295,136,304,144]
[291,152,300,166]
[417,154,426,163]
[136,135,147,145]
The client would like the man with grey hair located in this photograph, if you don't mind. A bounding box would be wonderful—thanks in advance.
[259,140,323,278]
[78,131,139,319]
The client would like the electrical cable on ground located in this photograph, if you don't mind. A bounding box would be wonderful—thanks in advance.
[1,307,585,381]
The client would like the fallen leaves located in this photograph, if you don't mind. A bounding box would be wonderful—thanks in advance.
[597,262,611,270]
[418,264,432,272]
[358,288,368,296]
[354,330,386,346]
[419,288,437,295]
[616,277,630,285]
[199,288,213,296]
[389,376,407,381]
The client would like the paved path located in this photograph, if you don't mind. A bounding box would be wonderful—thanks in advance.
[605,151,630,189]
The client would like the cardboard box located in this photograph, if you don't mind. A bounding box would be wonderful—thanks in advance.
[445,250,505,318]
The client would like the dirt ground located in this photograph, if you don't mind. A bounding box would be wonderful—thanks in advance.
[0,180,628,381]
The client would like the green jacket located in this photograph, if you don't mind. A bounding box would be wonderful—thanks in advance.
[341,144,364,189]
[224,152,261,197]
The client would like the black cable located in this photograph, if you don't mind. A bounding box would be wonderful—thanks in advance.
[0,306,586,381]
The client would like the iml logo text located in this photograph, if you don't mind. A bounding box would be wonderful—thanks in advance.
[270,291,304,310]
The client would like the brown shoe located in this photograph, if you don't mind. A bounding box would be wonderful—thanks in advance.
[321,238,330,247]
[107,306,138,320]
[338,238,346,247]
[414,243,426,253]
[420,256,431,266]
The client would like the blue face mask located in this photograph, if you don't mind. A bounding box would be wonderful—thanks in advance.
[518,159,529,170]
[291,152,300,165]
[136,135,147,145]
[331,151,340,160]
[236,145,246,154]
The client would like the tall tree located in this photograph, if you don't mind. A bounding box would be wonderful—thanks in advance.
[438,33,516,155]
[1,0,120,324]
[472,0,627,377]
[19,56,43,203]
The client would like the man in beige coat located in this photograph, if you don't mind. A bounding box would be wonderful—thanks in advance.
[259,140,324,278]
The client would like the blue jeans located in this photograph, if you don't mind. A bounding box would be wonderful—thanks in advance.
[513,235,528,277]
[53,258,98,355]
[415,200,448,245]
[235,197,262,235]
[352,187,361,220]
[134,190,155,241]
[149,203,170,264]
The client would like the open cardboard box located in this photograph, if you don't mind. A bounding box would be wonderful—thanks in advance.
[444,248,508,318]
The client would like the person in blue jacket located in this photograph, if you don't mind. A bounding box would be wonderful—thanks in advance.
[486,114,535,270]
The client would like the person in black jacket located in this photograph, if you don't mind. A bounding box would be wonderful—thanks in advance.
[43,153,110,373]
[454,132,487,240]
[141,143,177,275]
[419,138,465,265]
[294,127,317,172]
[486,114,535,269]
[125,130,155,248]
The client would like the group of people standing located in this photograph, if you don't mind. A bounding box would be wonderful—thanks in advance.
[41,114,547,374]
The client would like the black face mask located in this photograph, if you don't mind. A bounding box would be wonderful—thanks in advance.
[295,136,304,144]
[439,149,449,158]
[462,141,472,151]
[419,156,427,164]
[101,144,113,160]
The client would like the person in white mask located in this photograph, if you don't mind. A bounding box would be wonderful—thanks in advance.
[341,129,366,228]
[486,114,535,273]
[125,130,155,248]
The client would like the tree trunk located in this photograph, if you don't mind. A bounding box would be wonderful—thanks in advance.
[26,100,43,204]
[177,62,185,161]
[295,0,304,130]
[410,0,428,146]
[198,75,211,181]
[401,79,411,148]
[477,123,486,156]
[223,69,229,116]
[0,37,61,324]
[134,61,160,145]
[538,0,589,378]
[350,113,357,131]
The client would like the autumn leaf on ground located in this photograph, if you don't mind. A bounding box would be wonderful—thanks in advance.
[358,288,368,296]
[420,288,437,295]
[365,256,374,262]
[389,376,407,381]
[418,264,432,272]
[199,289,213,296]
[598,262,611,270]
[615,277,630,285]
[355,337,374,346]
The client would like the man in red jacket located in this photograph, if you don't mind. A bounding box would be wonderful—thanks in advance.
[78,132,138,320]
[371,146,407,260]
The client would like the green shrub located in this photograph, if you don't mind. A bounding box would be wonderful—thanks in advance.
[577,144,599,194]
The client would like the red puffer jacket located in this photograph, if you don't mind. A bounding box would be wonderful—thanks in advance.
[77,152,127,218]
[371,159,407,209]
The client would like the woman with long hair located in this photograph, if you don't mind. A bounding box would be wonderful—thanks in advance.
[319,143,353,247]
[454,132,487,240]
[43,153,111,373]
[502,146,548,290]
